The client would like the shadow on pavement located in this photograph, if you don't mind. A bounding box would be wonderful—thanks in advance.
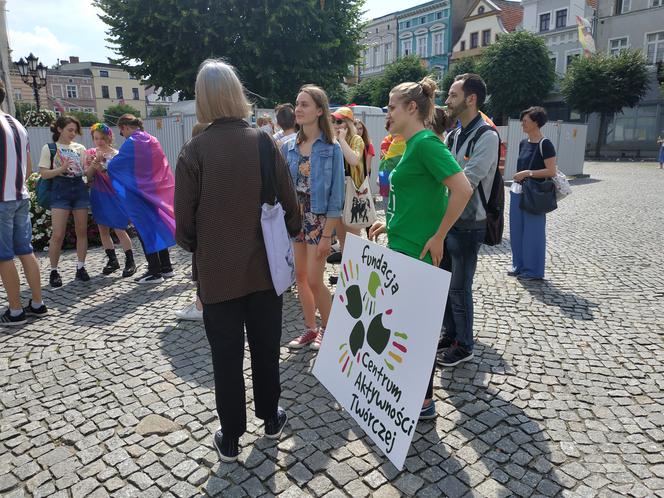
[520,279,598,320]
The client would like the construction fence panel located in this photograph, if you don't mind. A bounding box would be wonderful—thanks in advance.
[503,119,587,179]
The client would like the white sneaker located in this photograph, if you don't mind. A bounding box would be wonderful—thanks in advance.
[175,302,203,321]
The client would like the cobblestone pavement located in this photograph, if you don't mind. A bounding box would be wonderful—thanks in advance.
[1,161,663,498]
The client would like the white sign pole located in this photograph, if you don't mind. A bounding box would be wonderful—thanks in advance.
[313,234,451,470]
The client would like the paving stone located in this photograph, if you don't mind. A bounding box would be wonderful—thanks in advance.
[438,475,469,498]
[393,473,425,495]
[3,164,664,498]
[203,476,231,496]
[71,477,99,497]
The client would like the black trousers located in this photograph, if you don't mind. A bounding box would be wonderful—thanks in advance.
[136,235,172,275]
[145,249,172,275]
[203,289,283,439]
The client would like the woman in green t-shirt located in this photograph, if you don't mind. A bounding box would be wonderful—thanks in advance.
[369,76,473,420]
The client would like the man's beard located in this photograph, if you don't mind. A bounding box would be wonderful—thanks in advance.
[448,101,467,121]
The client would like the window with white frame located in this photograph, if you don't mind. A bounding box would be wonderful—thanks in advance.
[609,37,629,55]
[550,56,558,72]
[99,70,109,77]
[417,36,427,57]
[402,39,412,56]
[539,13,551,32]
[385,42,393,63]
[555,9,567,28]
[373,45,380,67]
[66,85,78,99]
[646,31,664,63]
[652,0,662,6]
[620,0,631,13]
[433,33,443,55]
[13,89,22,101]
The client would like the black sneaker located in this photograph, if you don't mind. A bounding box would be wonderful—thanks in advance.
[213,430,239,463]
[135,271,164,284]
[326,252,342,264]
[49,269,62,288]
[438,345,474,367]
[24,299,48,317]
[102,258,120,275]
[437,336,454,353]
[0,309,27,326]
[161,268,175,278]
[75,267,90,282]
[265,407,288,439]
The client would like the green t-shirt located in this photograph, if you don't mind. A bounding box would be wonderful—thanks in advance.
[386,129,463,264]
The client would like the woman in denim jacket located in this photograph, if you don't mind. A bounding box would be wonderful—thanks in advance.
[282,85,344,351]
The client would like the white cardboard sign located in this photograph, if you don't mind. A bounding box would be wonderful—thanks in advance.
[313,234,451,470]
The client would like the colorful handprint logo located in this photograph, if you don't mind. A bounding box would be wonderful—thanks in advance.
[337,260,408,377]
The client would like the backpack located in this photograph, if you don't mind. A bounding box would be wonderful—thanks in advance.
[447,124,505,246]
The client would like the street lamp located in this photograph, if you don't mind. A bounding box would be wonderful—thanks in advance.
[14,53,48,111]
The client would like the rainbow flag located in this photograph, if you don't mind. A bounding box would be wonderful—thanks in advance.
[107,131,175,253]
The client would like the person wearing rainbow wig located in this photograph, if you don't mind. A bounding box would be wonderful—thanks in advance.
[85,123,136,277]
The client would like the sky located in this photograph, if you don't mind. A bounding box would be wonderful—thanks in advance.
[6,0,427,67]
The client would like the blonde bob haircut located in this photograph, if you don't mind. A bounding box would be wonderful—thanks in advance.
[195,59,252,123]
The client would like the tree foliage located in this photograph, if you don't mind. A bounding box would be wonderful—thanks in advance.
[561,50,650,115]
[94,0,365,106]
[440,57,479,100]
[149,105,168,117]
[370,55,429,108]
[561,50,649,156]
[69,111,100,127]
[104,103,142,125]
[348,77,379,105]
[13,102,35,125]
[479,31,555,121]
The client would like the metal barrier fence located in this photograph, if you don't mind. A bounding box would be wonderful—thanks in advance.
[26,115,199,173]
[26,113,392,193]
[499,120,588,179]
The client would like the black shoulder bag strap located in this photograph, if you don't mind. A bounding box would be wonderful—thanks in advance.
[445,127,461,154]
[258,131,278,206]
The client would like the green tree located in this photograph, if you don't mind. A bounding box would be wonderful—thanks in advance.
[149,105,168,117]
[348,77,380,106]
[561,50,649,157]
[480,31,555,123]
[69,111,100,127]
[94,0,365,106]
[13,102,36,125]
[440,57,479,101]
[370,55,429,107]
[104,103,142,125]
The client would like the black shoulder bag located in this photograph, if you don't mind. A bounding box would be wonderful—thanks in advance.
[519,139,557,215]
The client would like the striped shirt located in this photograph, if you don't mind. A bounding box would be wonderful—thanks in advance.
[0,113,30,202]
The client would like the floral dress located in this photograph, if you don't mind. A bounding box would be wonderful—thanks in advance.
[293,155,326,245]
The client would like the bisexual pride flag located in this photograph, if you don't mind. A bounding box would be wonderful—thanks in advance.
[107,131,176,253]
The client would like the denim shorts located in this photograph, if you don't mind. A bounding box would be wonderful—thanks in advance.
[51,176,89,211]
[0,198,33,261]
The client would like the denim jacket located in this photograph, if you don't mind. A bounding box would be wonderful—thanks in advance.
[282,133,345,218]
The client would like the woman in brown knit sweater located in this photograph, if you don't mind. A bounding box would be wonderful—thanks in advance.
[174,59,301,463]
